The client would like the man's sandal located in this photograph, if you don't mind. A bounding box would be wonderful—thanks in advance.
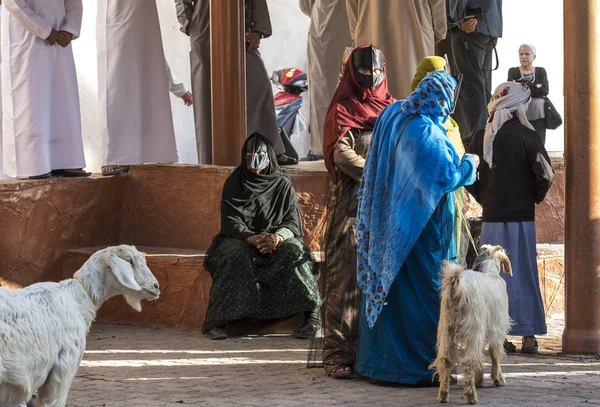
[102,165,130,176]
[102,165,122,176]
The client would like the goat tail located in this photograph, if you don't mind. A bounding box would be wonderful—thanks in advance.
[430,261,465,374]
[440,260,466,310]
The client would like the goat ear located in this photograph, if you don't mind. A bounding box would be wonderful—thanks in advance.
[105,251,142,292]
[498,252,512,276]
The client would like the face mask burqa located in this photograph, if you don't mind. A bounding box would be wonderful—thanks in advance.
[352,46,385,88]
[245,137,270,173]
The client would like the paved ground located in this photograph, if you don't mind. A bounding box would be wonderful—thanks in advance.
[66,314,600,407]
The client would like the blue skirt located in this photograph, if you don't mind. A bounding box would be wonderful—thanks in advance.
[354,201,454,385]
[480,221,547,336]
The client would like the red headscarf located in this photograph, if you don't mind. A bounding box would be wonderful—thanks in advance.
[322,44,395,182]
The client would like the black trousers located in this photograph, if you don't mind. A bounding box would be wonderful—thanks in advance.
[450,30,498,148]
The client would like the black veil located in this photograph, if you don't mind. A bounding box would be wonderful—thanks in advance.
[219,132,302,239]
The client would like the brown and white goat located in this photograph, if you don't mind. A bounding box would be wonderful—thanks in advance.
[430,245,512,404]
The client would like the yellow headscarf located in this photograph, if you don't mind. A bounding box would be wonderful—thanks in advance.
[410,56,469,264]
[409,56,465,157]
[409,56,447,92]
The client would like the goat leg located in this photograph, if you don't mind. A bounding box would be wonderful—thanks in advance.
[436,357,453,403]
[461,358,479,405]
[489,344,506,387]
[474,361,484,388]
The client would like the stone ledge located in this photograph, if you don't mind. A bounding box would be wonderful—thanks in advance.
[0,176,127,286]
[119,164,328,254]
[63,246,210,328]
[63,242,564,327]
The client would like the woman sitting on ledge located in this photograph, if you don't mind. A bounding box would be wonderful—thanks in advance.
[202,132,321,340]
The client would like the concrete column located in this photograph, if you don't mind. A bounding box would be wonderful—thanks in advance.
[210,0,247,166]
[563,0,600,353]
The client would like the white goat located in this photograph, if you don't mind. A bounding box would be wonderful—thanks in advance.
[430,245,512,405]
[0,245,160,407]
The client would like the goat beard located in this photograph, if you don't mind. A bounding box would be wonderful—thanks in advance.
[123,294,143,312]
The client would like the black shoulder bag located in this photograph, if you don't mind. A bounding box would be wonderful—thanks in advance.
[543,96,563,130]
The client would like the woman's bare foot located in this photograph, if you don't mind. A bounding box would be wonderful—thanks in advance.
[329,365,353,378]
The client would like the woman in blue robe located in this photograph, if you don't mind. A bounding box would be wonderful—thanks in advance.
[354,71,478,385]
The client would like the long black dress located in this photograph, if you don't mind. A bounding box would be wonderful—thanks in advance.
[202,134,321,332]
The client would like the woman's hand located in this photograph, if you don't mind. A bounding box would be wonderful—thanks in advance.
[255,233,282,254]
[247,234,264,248]
[466,153,480,168]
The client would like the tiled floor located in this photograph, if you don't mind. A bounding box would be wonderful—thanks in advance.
[64,315,600,407]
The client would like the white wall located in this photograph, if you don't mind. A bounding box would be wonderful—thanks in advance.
[73,0,564,172]
[490,0,564,152]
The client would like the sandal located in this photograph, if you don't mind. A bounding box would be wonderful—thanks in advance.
[102,165,122,176]
[54,169,91,178]
[521,336,539,354]
[504,339,517,353]
[277,154,298,166]
[329,365,353,379]
[29,172,52,179]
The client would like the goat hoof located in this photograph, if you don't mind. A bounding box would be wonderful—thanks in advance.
[465,391,478,404]
[467,396,478,405]
[475,380,484,388]
[494,378,506,387]
[437,391,449,403]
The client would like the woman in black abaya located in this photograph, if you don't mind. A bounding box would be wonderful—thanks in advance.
[202,133,321,340]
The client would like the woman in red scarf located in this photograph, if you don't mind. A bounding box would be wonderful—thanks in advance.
[323,45,395,182]
[320,45,394,378]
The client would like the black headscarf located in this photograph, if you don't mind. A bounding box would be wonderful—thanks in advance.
[219,133,303,239]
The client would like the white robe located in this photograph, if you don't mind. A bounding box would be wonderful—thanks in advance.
[97,0,177,166]
[300,0,351,156]
[1,0,85,178]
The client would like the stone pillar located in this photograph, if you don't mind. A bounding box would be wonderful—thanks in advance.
[563,0,600,353]
[210,0,247,166]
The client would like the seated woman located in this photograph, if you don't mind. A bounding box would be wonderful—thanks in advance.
[467,82,554,354]
[321,45,395,379]
[354,71,479,385]
[202,133,321,340]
